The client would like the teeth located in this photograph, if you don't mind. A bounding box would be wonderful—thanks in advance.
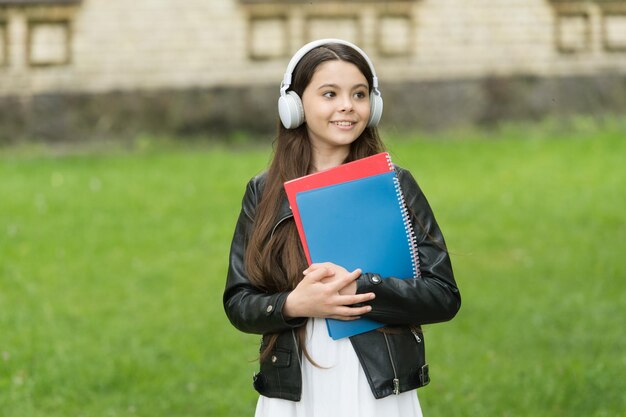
[333,121,354,126]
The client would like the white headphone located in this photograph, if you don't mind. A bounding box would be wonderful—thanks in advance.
[278,38,383,129]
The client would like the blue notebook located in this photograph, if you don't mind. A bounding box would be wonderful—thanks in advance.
[296,171,419,339]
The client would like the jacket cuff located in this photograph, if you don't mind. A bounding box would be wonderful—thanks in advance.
[272,291,307,328]
[355,272,383,294]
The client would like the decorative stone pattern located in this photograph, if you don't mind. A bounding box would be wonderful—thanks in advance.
[0,0,624,97]
[242,1,416,60]
[0,0,81,4]
[306,15,361,45]
[603,11,626,52]
[28,20,71,66]
[549,0,626,54]
[248,15,289,59]
[0,20,6,67]
[556,11,590,53]
[378,15,413,56]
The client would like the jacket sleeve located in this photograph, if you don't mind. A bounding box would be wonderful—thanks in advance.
[223,179,307,335]
[355,168,461,326]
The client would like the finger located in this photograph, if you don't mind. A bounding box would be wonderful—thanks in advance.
[348,268,362,279]
[330,268,363,291]
[303,267,334,282]
[327,315,361,321]
[303,263,326,274]
[304,262,336,275]
[333,304,372,317]
[337,292,375,305]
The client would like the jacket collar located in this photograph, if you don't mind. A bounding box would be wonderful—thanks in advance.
[252,170,294,228]
[278,195,293,222]
[269,194,293,239]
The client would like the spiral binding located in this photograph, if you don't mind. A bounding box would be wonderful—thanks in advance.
[385,154,422,278]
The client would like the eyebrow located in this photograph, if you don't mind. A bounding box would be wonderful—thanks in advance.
[317,83,369,90]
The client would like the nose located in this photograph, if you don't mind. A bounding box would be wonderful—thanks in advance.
[339,94,354,112]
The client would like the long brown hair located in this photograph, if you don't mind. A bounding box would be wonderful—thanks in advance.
[244,43,385,363]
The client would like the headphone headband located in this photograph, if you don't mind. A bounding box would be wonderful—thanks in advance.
[280,38,379,94]
[278,38,383,129]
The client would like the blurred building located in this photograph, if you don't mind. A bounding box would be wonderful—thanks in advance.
[0,0,625,140]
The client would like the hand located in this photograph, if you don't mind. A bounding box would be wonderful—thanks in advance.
[305,262,357,296]
[283,263,374,321]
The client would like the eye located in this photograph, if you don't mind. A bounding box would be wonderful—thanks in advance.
[322,91,336,98]
[354,91,368,99]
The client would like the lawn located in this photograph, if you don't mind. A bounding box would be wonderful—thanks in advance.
[1,118,624,416]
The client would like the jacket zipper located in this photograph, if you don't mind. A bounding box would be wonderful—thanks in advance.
[291,329,302,369]
[275,212,298,368]
[410,328,429,386]
[411,328,422,343]
[383,333,400,395]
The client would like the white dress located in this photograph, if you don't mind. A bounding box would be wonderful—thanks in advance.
[255,318,423,417]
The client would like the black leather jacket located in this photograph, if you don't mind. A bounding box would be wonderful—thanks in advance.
[224,166,461,401]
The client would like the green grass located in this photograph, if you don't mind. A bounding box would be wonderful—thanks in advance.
[1,118,624,416]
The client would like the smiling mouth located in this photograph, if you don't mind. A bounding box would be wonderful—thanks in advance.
[331,121,356,126]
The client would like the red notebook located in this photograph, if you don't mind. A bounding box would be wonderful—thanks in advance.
[284,152,393,264]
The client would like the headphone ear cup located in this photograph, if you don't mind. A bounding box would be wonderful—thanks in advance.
[278,91,305,129]
[368,92,383,127]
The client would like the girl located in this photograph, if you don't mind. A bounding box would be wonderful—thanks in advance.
[224,39,461,417]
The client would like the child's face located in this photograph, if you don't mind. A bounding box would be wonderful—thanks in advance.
[301,60,371,155]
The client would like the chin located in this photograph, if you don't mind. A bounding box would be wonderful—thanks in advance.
[332,135,360,146]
